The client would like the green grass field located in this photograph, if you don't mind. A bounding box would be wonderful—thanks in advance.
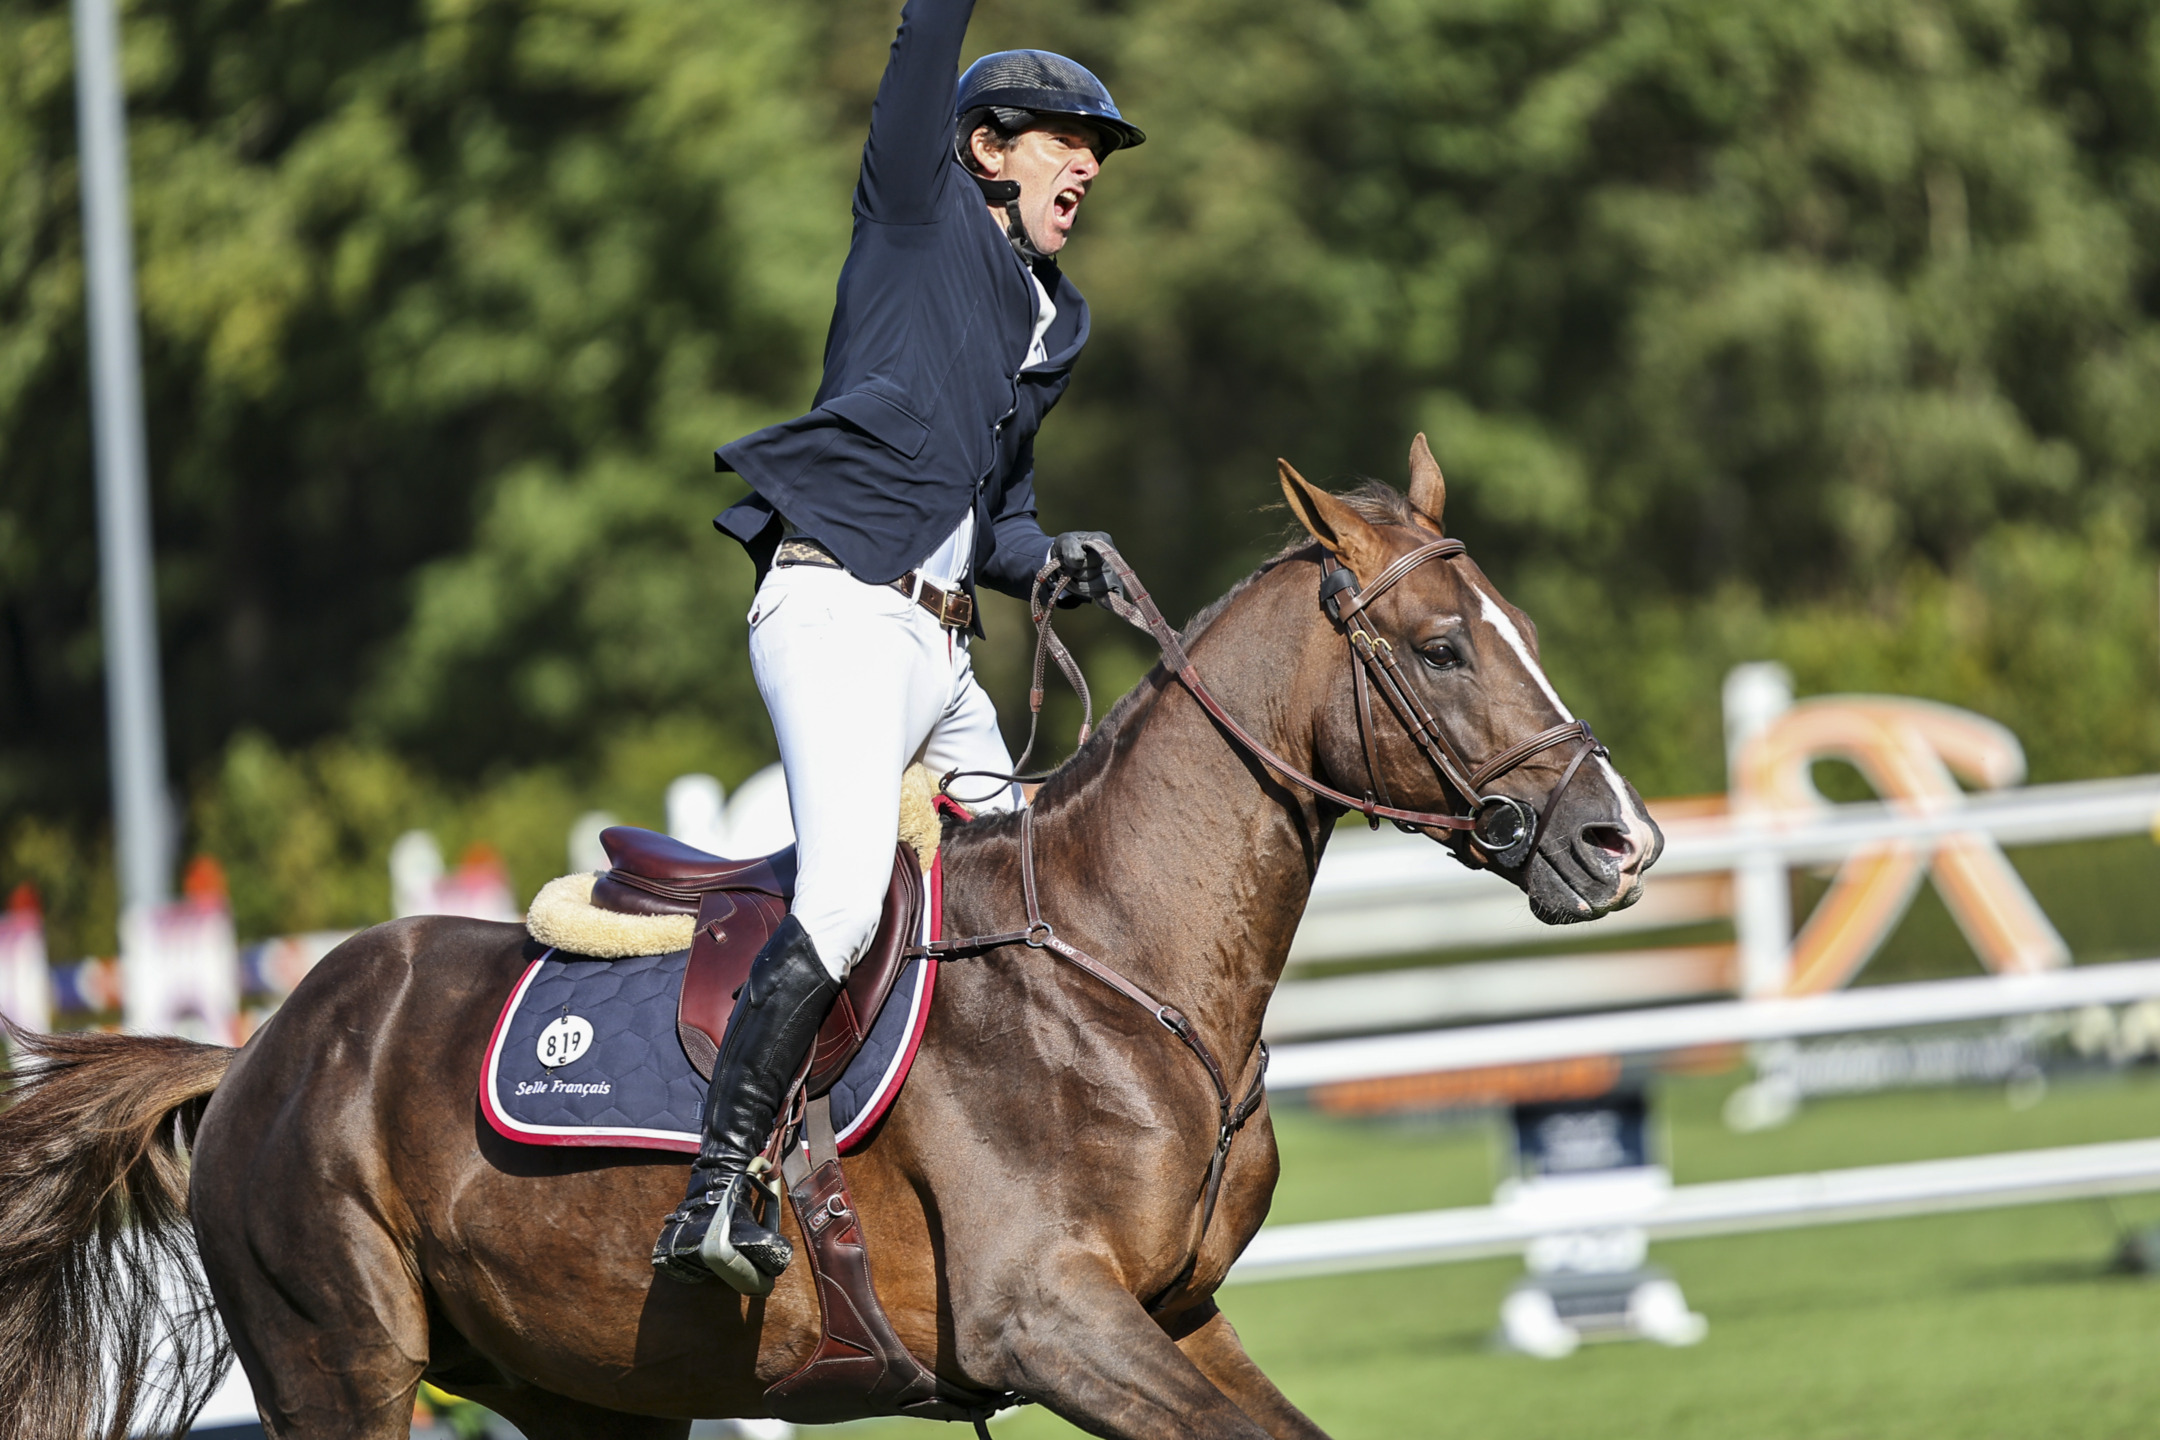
[840,1065,2160,1440]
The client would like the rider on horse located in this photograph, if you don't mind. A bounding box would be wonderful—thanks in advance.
[652,0,1143,1293]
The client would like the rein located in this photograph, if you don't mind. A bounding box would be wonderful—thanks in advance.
[967,538,1608,854]
[921,535,1606,1264]
[912,806,1269,1244]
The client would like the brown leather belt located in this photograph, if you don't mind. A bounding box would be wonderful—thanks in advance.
[773,537,974,630]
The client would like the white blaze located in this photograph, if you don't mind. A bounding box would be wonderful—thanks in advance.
[1469,587,1644,850]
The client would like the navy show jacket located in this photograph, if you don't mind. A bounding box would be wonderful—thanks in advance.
[713,0,1085,618]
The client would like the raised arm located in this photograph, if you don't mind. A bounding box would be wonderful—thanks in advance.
[856,0,978,224]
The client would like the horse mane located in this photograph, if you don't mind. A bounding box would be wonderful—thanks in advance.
[960,478,1424,830]
[1087,477,1420,745]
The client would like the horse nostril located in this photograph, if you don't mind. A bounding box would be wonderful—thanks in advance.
[1579,824,1630,860]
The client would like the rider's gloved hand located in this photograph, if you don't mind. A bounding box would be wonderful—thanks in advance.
[1051,530,1122,606]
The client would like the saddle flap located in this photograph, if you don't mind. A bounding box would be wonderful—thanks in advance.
[676,890,786,1080]
[806,844,924,1098]
[673,841,922,1088]
[593,826,798,917]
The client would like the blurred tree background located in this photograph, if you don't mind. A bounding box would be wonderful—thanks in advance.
[4,0,2159,954]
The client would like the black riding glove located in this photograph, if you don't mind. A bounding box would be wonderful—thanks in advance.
[1051,530,1121,606]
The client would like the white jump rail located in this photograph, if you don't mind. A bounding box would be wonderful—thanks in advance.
[1247,776,2160,1286]
[1226,1138,2160,1283]
[1659,772,2160,871]
[1307,772,2160,907]
[1290,770,2160,970]
[1244,959,2160,1285]
[1266,957,2160,1090]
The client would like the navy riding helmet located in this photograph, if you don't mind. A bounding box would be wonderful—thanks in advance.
[954,50,1146,159]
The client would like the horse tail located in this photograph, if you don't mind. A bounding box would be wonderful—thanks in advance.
[0,1024,236,1440]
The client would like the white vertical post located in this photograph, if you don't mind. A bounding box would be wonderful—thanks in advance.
[1724,663,1794,998]
[666,773,728,854]
[390,831,445,918]
[568,811,619,874]
[73,0,171,914]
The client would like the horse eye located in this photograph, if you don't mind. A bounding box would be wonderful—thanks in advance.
[1421,642,1460,670]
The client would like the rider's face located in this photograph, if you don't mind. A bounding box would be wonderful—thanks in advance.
[970,121,1106,255]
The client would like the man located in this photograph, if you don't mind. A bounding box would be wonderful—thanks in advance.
[652,1,1141,1293]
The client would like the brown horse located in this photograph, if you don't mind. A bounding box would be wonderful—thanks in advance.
[0,445,1660,1440]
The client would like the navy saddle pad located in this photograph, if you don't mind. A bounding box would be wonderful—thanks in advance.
[481,946,935,1156]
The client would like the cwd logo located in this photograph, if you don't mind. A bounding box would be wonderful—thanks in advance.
[537,1014,594,1069]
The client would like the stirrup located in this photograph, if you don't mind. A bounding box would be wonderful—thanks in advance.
[708,1161,791,1295]
[651,1161,786,1293]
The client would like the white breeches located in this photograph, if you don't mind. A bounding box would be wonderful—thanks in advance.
[749,563,1021,980]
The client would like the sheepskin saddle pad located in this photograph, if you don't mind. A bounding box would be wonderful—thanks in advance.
[483,768,948,1156]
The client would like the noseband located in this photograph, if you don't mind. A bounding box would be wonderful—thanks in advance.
[975,540,1608,866]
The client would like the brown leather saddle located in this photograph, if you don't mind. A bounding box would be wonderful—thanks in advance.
[591,826,923,1094]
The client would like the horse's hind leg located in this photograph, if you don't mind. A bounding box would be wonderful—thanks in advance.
[195,1175,430,1436]
[205,1252,428,1437]
[208,1264,427,1438]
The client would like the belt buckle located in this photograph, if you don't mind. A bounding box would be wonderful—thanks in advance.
[936,587,971,629]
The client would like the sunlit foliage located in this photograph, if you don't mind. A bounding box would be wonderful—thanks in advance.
[3,0,2158,948]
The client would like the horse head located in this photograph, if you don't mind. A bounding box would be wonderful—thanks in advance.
[1278,435,1662,923]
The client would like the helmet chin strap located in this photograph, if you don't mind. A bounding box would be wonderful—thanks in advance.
[971,174,1051,263]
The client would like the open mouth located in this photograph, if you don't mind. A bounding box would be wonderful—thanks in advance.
[1050,187,1083,229]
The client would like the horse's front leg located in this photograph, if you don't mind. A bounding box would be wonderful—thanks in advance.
[957,1258,1276,1439]
[1169,1302,1331,1439]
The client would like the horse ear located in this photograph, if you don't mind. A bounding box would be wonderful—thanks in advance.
[1278,459,1390,578]
[1407,433,1446,531]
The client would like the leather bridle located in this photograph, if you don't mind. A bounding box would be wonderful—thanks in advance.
[1022,537,1611,866]
[1309,538,1608,865]
[923,538,1612,1268]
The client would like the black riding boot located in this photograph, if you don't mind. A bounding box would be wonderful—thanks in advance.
[651,915,839,1292]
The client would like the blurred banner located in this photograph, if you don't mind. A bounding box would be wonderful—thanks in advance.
[0,885,52,1035]
[49,956,123,1018]
[119,857,238,1042]
[391,832,519,922]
